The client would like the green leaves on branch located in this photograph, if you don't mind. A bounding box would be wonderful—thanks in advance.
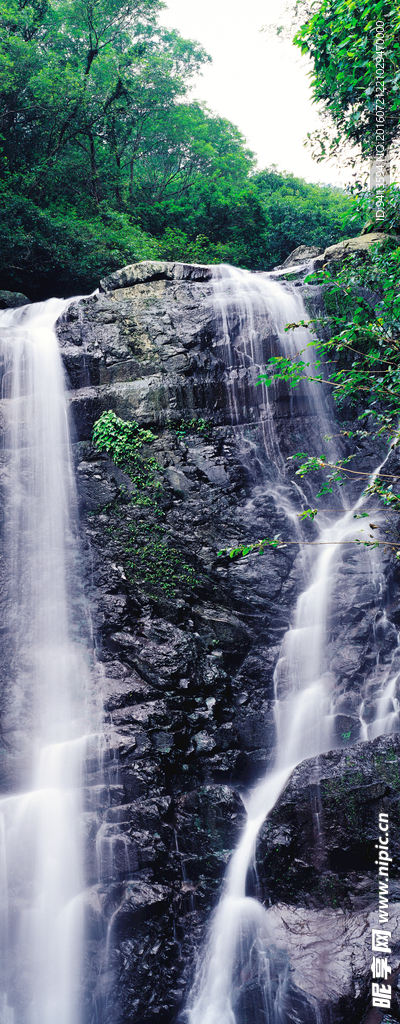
[259,241,400,431]
[92,410,157,479]
[288,451,357,495]
[298,508,318,521]
[293,0,400,160]
[217,536,284,559]
[216,526,400,561]
[257,353,322,389]
[364,479,400,511]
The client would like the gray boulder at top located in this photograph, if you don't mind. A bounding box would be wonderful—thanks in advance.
[280,244,323,268]
[99,260,213,292]
[280,232,399,274]
[0,289,31,308]
[313,231,392,269]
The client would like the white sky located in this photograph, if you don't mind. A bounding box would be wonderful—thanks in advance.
[159,0,352,188]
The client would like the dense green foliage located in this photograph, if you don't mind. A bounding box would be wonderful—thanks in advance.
[92,411,157,470]
[0,189,162,298]
[293,0,400,162]
[252,167,362,266]
[0,0,359,297]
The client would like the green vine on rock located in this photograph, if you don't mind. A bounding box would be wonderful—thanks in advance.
[92,410,198,597]
[92,410,158,488]
[173,417,213,442]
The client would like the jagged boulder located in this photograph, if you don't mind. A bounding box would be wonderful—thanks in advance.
[280,244,324,268]
[314,231,394,270]
[0,288,30,308]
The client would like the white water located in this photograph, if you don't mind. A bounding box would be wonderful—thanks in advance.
[186,267,398,1024]
[211,265,328,450]
[0,300,96,1024]
[0,273,396,1024]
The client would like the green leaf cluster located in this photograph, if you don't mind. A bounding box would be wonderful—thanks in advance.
[123,521,198,595]
[173,417,213,441]
[217,536,284,559]
[293,0,400,160]
[92,410,157,469]
[92,410,199,595]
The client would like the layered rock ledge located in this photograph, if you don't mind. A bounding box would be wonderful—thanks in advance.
[55,262,400,1024]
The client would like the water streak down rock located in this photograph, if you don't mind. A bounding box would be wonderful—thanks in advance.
[0,299,100,1024]
[12,262,398,1023]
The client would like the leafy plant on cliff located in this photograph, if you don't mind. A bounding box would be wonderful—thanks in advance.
[173,417,213,441]
[92,410,198,596]
[123,520,198,595]
[92,410,158,480]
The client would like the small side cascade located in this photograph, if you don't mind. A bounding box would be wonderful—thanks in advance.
[211,265,328,452]
[185,267,400,1024]
[96,819,132,882]
[174,829,195,913]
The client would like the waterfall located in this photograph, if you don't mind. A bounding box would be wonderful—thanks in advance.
[185,266,397,1024]
[0,300,98,1024]
[0,268,397,1024]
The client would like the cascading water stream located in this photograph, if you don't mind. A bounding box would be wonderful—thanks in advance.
[1,270,396,1024]
[185,266,398,1024]
[211,265,328,458]
[0,299,98,1024]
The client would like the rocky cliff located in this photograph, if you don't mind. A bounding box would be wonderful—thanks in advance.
[56,261,400,1024]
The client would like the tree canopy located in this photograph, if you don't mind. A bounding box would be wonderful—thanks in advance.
[0,0,209,205]
[0,0,359,297]
[293,0,400,163]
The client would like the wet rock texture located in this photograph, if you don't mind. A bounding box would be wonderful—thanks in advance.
[255,735,400,1022]
[56,262,400,1024]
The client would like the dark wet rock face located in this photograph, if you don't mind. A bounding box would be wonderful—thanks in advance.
[253,736,400,1023]
[55,263,400,1024]
[0,289,31,308]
